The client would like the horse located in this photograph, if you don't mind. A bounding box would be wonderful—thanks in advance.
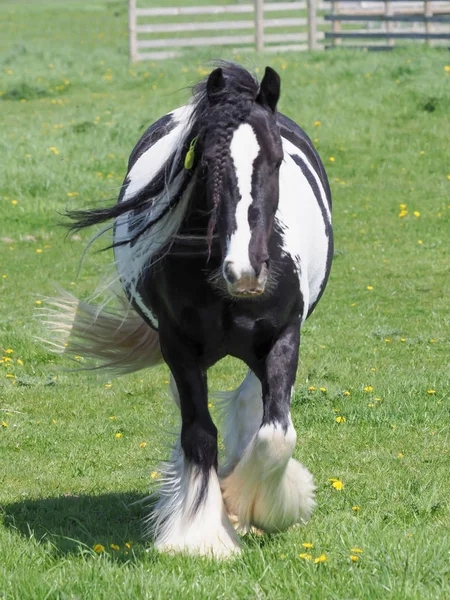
[48,62,333,558]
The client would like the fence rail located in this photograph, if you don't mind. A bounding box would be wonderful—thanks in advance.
[129,0,326,60]
[129,0,450,61]
[324,0,450,48]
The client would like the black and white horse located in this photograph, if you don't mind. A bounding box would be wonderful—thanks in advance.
[51,63,333,558]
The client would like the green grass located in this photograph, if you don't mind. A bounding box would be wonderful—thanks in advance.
[1,1,449,598]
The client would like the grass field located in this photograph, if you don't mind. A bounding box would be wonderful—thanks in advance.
[1,1,449,599]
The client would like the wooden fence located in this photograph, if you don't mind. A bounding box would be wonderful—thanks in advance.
[129,0,450,61]
[128,1,327,61]
[324,0,450,49]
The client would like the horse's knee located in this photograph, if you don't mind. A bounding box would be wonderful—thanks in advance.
[181,421,218,470]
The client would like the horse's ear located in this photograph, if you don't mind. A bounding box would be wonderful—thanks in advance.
[256,66,280,112]
[207,67,226,104]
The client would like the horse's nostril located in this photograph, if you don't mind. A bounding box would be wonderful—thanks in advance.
[224,261,237,284]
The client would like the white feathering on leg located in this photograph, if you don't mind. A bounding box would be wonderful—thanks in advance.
[148,438,241,559]
[215,370,263,477]
[221,418,315,532]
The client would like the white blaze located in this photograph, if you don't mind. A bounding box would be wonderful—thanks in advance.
[226,123,260,276]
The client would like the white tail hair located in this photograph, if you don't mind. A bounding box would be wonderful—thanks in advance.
[39,291,163,376]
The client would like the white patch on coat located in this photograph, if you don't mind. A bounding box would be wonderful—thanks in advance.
[225,123,260,277]
[221,417,315,532]
[276,136,331,322]
[114,105,194,329]
[123,105,193,202]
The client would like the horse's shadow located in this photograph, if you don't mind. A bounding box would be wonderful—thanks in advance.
[2,491,154,559]
[3,492,278,559]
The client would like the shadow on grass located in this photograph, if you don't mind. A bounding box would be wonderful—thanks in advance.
[3,492,283,561]
[2,491,155,560]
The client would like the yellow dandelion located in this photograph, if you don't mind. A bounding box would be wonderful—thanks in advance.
[314,554,328,563]
[314,120,321,127]
[299,553,312,560]
[344,391,351,396]
[352,506,360,511]
[363,386,373,392]
[367,285,373,291]
[6,349,13,354]
[308,386,316,392]
[427,389,436,395]
[16,359,23,366]
[329,157,335,162]
[139,442,147,448]
[110,544,120,550]
[93,544,105,553]
[302,542,314,549]
[351,548,364,553]
[398,209,408,218]
[49,146,59,155]
[320,387,327,393]
[444,66,450,72]
[104,383,111,388]
[336,416,346,423]
[115,432,123,439]
[399,203,407,209]
[109,416,117,420]
[125,542,131,549]
[332,480,344,491]
[397,452,404,459]
[151,471,161,479]
[36,248,43,253]
[11,200,18,205]
[2,421,8,427]
[413,211,420,217]
[350,555,359,562]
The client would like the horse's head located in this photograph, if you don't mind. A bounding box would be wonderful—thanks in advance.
[201,66,283,298]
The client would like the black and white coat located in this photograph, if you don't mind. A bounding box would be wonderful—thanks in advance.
[64,64,332,558]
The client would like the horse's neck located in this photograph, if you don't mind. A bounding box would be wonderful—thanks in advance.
[180,172,209,236]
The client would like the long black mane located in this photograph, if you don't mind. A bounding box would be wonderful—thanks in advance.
[65,63,261,251]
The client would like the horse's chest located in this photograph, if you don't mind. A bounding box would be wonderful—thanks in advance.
[139,258,297,366]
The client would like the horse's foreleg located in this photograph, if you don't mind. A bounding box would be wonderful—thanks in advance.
[221,320,315,532]
[152,327,240,558]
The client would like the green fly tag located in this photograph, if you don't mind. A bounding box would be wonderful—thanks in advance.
[184,136,198,170]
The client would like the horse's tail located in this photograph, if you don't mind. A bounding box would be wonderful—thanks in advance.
[39,291,163,376]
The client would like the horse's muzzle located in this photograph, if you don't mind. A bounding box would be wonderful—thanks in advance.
[223,260,268,298]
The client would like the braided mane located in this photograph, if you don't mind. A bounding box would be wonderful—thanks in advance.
[65,63,260,258]
[190,63,260,246]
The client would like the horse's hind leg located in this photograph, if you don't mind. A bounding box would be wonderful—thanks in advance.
[216,370,263,478]
[151,327,240,558]
[221,320,315,533]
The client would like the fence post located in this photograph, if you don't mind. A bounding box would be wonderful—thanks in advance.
[307,0,318,50]
[424,0,434,47]
[331,0,341,47]
[129,0,137,63]
[255,0,264,51]
[385,1,394,47]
